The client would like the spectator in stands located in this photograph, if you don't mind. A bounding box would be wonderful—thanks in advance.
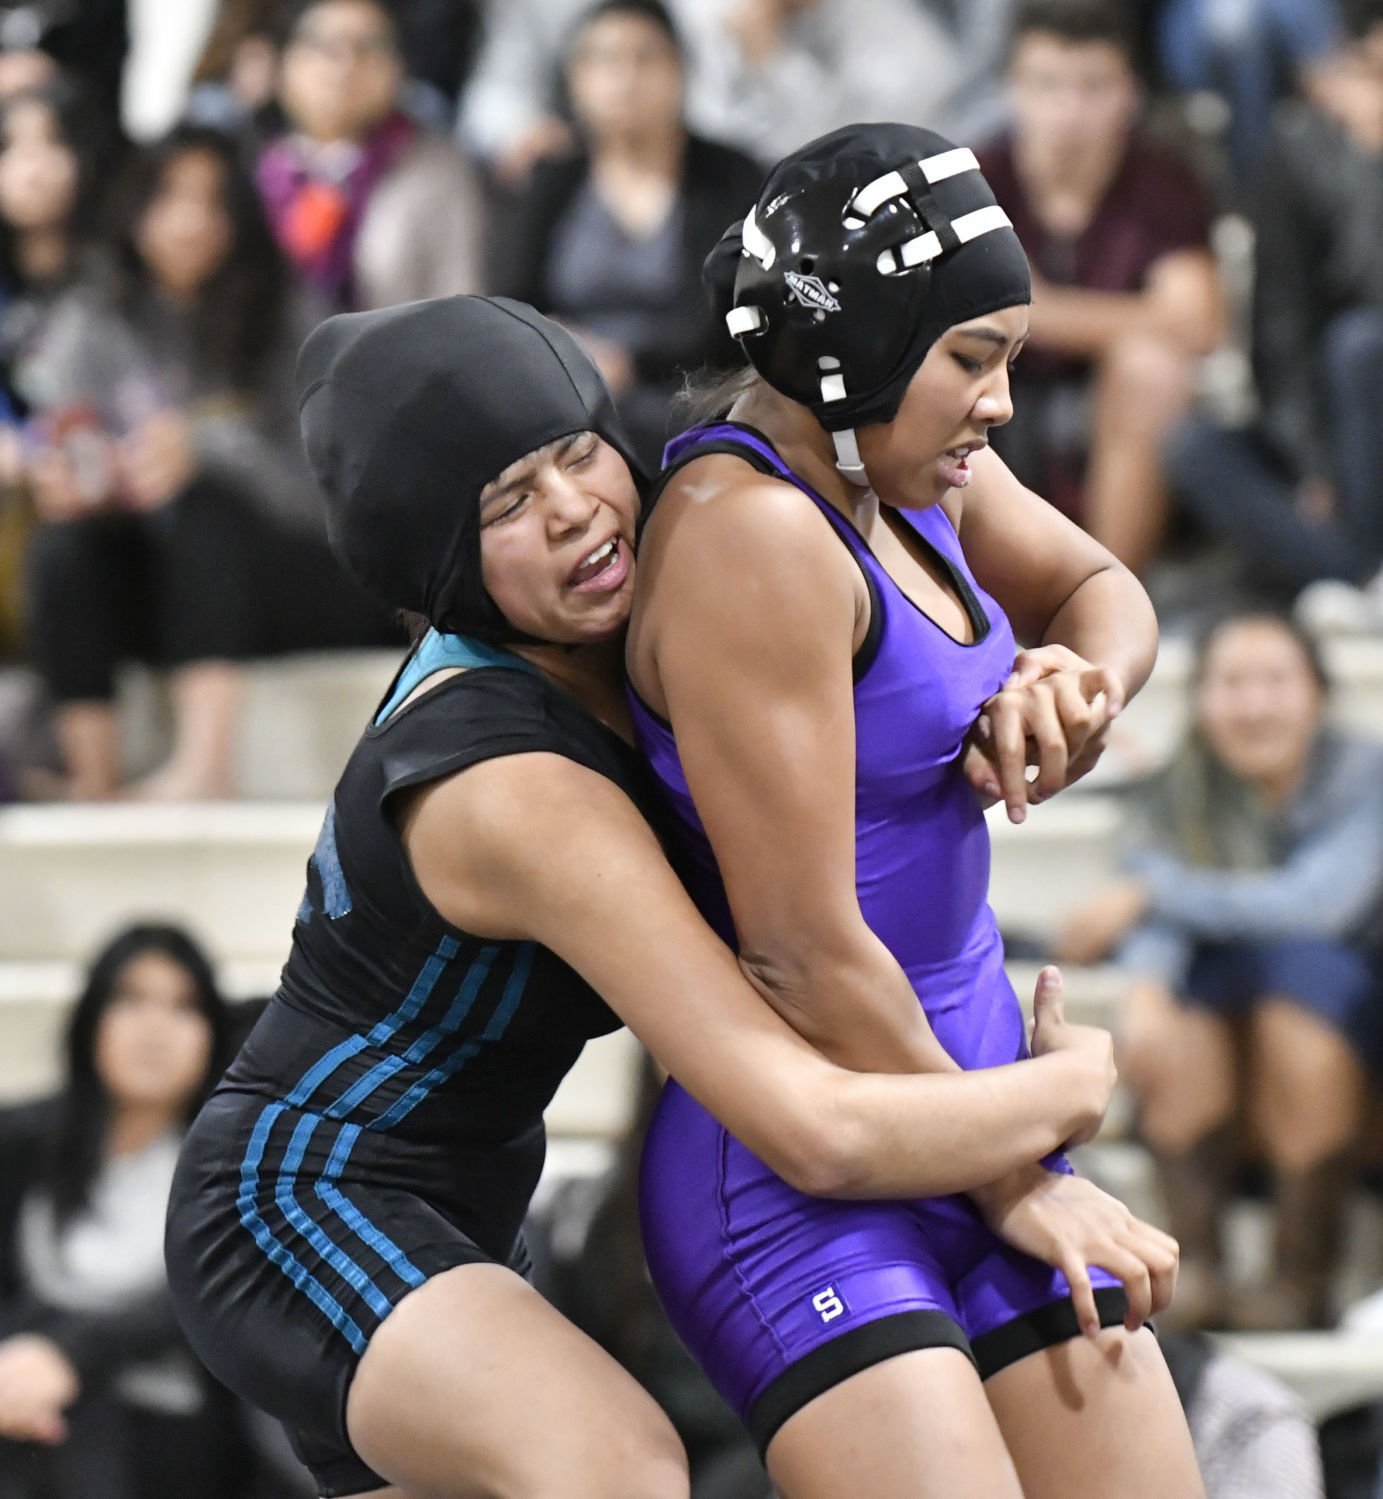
[1057,613,1383,1331]
[257,0,486,311]
[458,0,1014,182]
[0,923,244,1499]
[0,78,115,662]
[1155,0,1342,191]
[1168,0,1383,613]
[498,0,762,465]
[979,0,1224,574]
[20,125,396,801]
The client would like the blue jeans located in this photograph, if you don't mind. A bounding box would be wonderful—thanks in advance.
[1159,0,1341,184]
[1167,307,1383,595]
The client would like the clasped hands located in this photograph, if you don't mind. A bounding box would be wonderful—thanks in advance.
[963,644,1124,823]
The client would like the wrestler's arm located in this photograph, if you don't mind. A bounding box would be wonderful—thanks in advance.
[633,473,973,1077]
[953,448,1158,705]
[400,751,1111,1201]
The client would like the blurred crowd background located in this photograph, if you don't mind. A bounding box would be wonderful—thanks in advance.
[0,0,1381,1495]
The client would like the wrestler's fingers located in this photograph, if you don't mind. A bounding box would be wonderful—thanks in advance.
[1025,687,1070,803]
[1124,1223,1180,1316]
[1060,1253,1101,1340]
[1080,664,1125,719]
[986,695,1032,823]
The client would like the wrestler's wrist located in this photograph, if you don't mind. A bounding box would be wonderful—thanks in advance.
[968,1162,1048,1225]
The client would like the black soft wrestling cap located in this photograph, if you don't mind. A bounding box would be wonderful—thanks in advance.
[705,123,1031,478]
[297,295,648,643]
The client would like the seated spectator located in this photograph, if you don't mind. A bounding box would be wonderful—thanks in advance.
[1168,0,1383,611]
[1057,613,1383,1331]
[20,125,398,801]
[459,0,1014,182]
[978,0,1224,574]
[1156,0,1342,192]
[257,0,486,312]
[498,0,762,465]
[0,77,116,662]
[0,923,246,1499]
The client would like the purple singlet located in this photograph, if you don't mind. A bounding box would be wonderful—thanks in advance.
[629,423,1125,1454]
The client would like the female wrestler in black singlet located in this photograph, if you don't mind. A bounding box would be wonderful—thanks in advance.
[165,296,1173,1499]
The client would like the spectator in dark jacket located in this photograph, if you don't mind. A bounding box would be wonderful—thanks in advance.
[1168,0,1383,607]
[498,0,762,465]
[0,923,244,1499]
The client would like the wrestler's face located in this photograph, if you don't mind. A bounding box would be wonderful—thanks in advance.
[479,432,641,645]
[856,304,1027,509]
[1195,617,1324,792]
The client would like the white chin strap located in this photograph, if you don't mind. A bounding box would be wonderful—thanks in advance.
[830,428,869,485]
[818,360,869,484]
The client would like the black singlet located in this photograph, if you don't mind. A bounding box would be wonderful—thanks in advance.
[166,653,659,1496]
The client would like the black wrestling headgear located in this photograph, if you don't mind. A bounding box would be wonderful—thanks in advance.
[297,295,648,642]
[705,123,1031,482]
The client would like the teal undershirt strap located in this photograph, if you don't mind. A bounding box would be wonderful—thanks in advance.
[374,630,540,726]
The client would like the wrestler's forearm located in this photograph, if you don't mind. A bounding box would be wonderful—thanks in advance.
[1039,562,1157,705]
[817,1050,1105,1199]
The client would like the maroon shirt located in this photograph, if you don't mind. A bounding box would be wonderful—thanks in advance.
[978,131,1214,380]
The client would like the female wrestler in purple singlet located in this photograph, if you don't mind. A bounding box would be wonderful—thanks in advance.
[628,124,1206,1498]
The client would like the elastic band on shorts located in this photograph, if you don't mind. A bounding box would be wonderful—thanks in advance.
[747,1309,975,1456]
[971,1286,1131,1380]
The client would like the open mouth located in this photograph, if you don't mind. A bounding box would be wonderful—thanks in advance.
[568,534,629,593]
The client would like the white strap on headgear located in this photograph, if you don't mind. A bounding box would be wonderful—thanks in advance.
[818,357,869,484]
[876,204,1013,275]
[843,147,981,228]
[726,304,767,338]
[740,206,776,269]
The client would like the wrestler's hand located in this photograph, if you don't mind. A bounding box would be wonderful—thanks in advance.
[964,645,1123,823]
[972,1166,1179,1338]
[1028,965,1116,1146]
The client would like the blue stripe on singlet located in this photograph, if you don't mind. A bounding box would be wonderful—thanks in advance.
[238,936,460,1347]
[237,1103,370,1354]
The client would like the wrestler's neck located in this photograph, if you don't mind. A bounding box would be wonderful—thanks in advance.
[515,637,635,742]
[730,381,884,535]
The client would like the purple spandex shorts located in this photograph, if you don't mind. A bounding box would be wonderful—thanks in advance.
[640,1080,1128,1455]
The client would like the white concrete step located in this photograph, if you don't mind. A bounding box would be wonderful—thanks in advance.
[0,802,320,962]
[0,797,1127,963]
[1213,1333,1383,1423]
[116,651,402,801]
[103,635,1383,801]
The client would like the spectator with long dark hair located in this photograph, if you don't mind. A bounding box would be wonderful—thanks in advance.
[0,923,241,1499]
[499,0,762,465]
[1057,613,1383,1331]
[0,77,115,661]
[19,124,397,801]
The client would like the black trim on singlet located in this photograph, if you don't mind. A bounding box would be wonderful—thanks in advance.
[652,428,885,683]
[746,1309,975,1456]
[970,1286,1132,1380]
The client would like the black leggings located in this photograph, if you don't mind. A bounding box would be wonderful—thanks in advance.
[24,478,401,705]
